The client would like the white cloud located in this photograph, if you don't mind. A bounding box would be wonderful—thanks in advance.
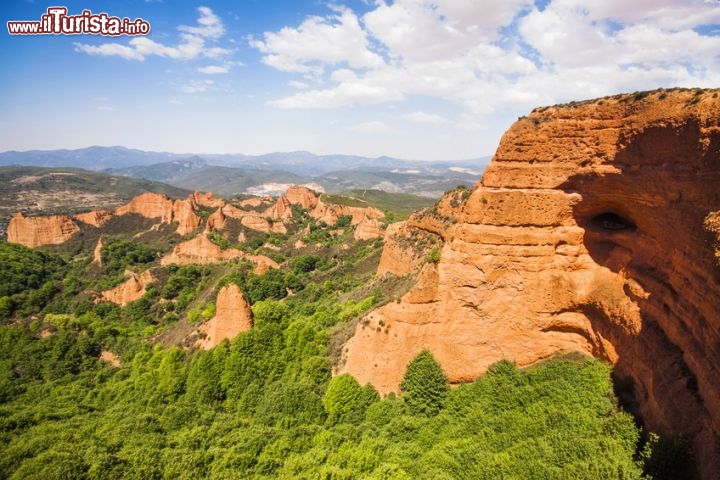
[288,80,310,89]
[403,111,448,124]
[75,6,231,62]
[252,0,720,118]
[249,6,385,74]
[178,6,224,39]
[350,121,393,133]
[74,42,145,61]
[198,65,229,74]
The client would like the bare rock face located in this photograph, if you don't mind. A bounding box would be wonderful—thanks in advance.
[339,89,720,478]
[116,192,174,221]
[285,186,319,209]
[193,283,253,350]
[161,234,279,274]
[7,212,80,248]
[191,191,224,208]
[116,192,201,235]
[376,221,443,278]
[310,199,385,226]
[172,199,202,236]
[100,269,155,306]
[239,197,269,209]
[240,214,274,233]
[73,210,114,228]
[92,237,104,266]
[353,216,385,241]
[267,195,293,220]
[205,207,226,232]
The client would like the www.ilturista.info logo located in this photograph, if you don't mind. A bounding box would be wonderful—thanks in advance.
[7,7,150,36]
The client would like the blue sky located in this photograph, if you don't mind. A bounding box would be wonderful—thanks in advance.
[1,0,719,160]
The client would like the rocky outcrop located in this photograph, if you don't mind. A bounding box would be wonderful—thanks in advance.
[116,192,174,221]
[205,207,226,232]
[376,221,442,277]
[101,269,155,306]
[311,199,385,226]
[116,192,200,235]
[161,234,278,273]
[285,186,319,209]
[7,213,80,248]
[266,195,293,220]
[99,350,121,367]
[92,237,104,266]
[191,191,224,208]
[239,197,269,209]
[353,216,385,241]
[339,88,720,479]
[74,210,114,228]
[241,214,287,234]
[173,199,202,235]
[193,283,253,350]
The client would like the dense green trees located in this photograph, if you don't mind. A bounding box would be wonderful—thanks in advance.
[101,239,159,275]
[400,350,449,416]
[0,210,663,478]
[0,241,66,320]
[323,374,379,424]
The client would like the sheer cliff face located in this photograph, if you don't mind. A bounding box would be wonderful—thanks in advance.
[7,213,80,247]
[340,89,720,477]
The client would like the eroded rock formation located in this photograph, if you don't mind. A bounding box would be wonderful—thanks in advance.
[285,186,319,209]
[339,88,720,478]
[353,216,385,241]
[7,213,80,247]
[101,269,156,306]
[310,199,384,226]
[267,195,293,220]
[161,234,278,273]
[193,283,253,350]
[116,192,201,235]
[191,191,224,208]
[74,210,114,228]
[92,237,104,266]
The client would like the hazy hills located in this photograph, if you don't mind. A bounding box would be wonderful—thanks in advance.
[0,166,192,236]
[0,146,489,198]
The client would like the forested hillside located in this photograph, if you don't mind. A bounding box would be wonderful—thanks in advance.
[0,189,671,479]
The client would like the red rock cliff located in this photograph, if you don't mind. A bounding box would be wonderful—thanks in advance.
[339,88,720,478]
[7,213,80,247]
[193,283,253,350]
[116,192,201,235]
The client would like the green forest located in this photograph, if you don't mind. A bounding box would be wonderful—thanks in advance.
[0,199,675,479]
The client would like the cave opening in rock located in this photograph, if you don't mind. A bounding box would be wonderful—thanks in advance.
[591,212,636,231]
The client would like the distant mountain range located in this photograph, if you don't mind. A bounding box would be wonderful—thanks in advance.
[0,146,490,198]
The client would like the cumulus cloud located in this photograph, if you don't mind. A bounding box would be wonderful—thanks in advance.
[249,6,385,74]
[178,6,224,39]
[252,0,720,117]
[75,6,231,62]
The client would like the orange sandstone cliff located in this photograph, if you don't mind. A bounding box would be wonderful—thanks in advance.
[160,234,279,274]
[116,192,201,235]
[193,283,253,350]
[339,88,720,478]
[100,269,156,306]
[7,213,81,248]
